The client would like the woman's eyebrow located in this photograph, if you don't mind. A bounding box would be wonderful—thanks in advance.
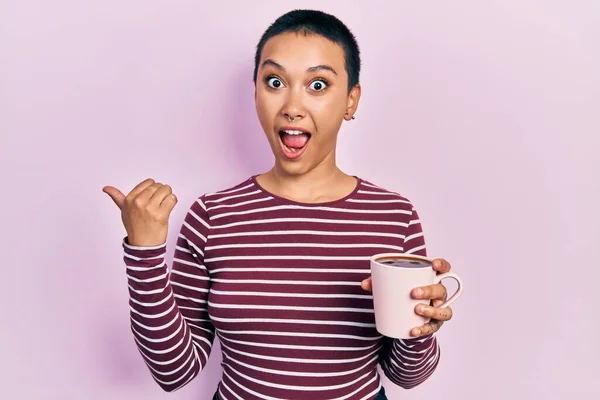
[261,59,338,75]
[261,59,285,71]
[307,64,337,75]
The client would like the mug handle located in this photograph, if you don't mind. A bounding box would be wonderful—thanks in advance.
[434,273,463,308]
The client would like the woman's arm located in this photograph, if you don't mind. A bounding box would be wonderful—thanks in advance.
[123,196,215,392]
[378,206,441,389]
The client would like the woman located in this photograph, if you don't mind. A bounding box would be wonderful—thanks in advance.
[103,9,456,400]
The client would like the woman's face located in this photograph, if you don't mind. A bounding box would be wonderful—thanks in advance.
[255,32,360,176]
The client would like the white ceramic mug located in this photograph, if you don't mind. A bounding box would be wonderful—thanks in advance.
[370,253,463,339]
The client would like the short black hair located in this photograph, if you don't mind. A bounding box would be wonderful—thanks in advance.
[253,9,361,92]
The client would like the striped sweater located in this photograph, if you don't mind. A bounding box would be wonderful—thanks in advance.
[123,175,440,399]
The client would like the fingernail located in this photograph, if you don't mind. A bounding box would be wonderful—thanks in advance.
[419,305,428,313]
[434,260,441,268]
[414,288,423,297]
[413,328,421,336]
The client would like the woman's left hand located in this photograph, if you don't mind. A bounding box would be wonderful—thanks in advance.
[361,258,454,338]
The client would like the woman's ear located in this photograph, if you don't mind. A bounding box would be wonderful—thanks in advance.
[344,84,361,120]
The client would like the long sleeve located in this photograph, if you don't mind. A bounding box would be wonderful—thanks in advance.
[122,196,215,392]
[379,206,441,389]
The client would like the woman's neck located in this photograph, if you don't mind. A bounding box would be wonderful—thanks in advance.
[258,162,357,204]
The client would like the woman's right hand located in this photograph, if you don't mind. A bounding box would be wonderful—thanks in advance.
[103,178,178,247]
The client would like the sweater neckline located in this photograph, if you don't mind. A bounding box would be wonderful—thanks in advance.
[250,174,363,207]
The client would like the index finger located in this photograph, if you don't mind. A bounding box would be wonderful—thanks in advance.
[432,258,451,273]
[127,178,156,199]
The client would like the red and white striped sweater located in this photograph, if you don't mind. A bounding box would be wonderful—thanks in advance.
[123,176,440,399]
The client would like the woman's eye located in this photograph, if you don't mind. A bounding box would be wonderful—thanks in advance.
[309,80,328,91]
[267,77,283,88]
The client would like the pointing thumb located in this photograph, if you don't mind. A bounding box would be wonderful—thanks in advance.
[102,186,126,209]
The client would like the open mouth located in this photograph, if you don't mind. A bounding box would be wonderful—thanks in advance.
[278,128,312,160]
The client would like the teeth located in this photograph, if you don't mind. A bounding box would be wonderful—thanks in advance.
[283,129,305,136]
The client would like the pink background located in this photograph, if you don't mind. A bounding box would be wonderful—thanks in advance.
[2,0,599,398]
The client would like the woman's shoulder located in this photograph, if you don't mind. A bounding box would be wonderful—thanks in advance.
[354,176,415,205]
[349,176,422,222]
[180,176,260,222]
[196,175,259,204]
